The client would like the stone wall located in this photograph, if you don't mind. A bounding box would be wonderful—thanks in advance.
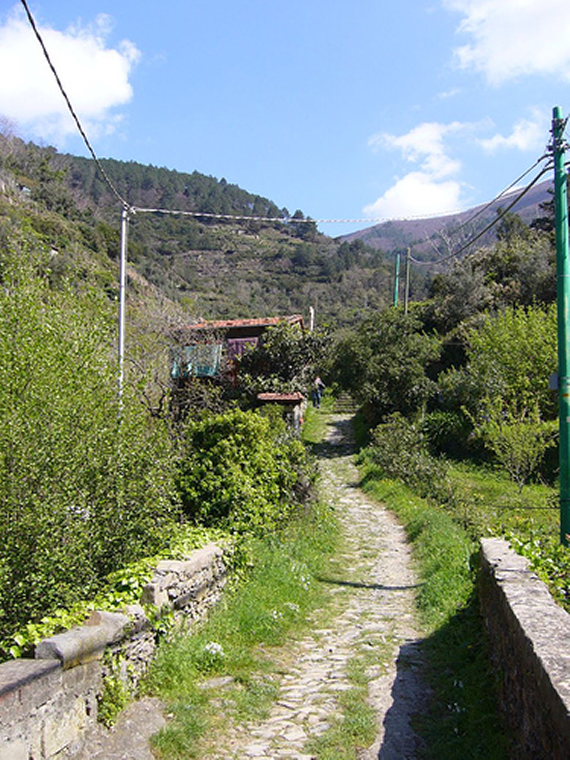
[0,543,226,760]
[479,537,570,760]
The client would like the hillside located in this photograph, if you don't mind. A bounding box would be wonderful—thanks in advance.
[341,179,552,260]
[2,133,554,326]
[0,133,398,327]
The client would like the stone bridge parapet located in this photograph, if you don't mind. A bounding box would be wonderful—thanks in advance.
[0,543,227,760]
[480,537,570,759]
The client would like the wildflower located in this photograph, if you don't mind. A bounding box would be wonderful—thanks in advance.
[204,641,224,657]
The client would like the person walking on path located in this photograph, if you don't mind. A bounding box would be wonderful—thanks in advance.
[312,376,326,408]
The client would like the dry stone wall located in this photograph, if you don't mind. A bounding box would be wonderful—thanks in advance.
[0,543,226,760]
[479,537,570,760]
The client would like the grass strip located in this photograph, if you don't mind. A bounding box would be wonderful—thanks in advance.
[143,500,340,759]
[305,680,377,760]
[359,459,509,760]
[447,461,570,611]
[305,637,392,760]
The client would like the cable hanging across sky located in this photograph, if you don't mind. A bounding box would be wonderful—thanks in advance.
[19,0,130,210]
[19,0,562,258]
[409,160,553,267]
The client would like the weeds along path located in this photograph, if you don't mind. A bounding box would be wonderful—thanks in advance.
[212,413,428,759]
[78,413,428,760]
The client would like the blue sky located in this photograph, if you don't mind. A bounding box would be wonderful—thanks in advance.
[1,0,569,235]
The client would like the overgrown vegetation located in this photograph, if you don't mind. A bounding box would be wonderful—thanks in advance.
[329,204,570,593]
[324,205,570,756]
[0,134,322,651]
[144,501,339,759]
[0,219,181,644]
[177,408,314,534]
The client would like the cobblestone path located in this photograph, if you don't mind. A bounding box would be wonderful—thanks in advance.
[209,414,428,759]
[80,413,427,759]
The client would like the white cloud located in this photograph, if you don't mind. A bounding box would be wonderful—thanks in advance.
[369,121,465,179]
[445,0,570,84]
[437,87,462,100]
[0,8,140,142]
[365,121,468,218]
[478,109,548,153]
[364,172,464,219]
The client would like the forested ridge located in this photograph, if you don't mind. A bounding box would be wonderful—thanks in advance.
[0,132,400,326]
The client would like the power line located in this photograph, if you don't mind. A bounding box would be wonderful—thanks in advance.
[133,205,472,226]
[18,0,561,265]
[446,154,551,236]
[19,0,130,210]
[410,164,552,267]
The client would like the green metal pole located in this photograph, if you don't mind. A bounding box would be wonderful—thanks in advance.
[553,106,570,545]
[404,247,411,314]
[393,252,400,307]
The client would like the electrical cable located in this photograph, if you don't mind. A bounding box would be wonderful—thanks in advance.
[18,0,561,257]
[19,0,131,211]
[445,154,550,236]
[409,164,552,267]
[134,156,553,230]
[132,206,466,225]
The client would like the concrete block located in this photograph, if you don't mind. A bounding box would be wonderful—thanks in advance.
[480,537,570,759]
[123,604,150,632]
[0,659,62,725]
[62,661,101,695]
[36,611,129,668]
[141,582,169,607]
[157,543,223,578]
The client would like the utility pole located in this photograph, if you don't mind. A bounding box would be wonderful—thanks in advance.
[393,252,400,307]
[553,106,570,545]
[404,247,411,314]
[118,205,130,403]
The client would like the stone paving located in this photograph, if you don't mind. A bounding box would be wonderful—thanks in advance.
[78,413,427,759]
[206,414,428,759]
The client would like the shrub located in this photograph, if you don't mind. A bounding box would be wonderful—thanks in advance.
[367,413,451,503]
[0,225,180,639]
[330,310,440,425]
[177,409,314,534]
[475,404,557,491]
[422,410,473,459]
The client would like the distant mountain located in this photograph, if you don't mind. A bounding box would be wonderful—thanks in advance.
[340,179,553,260]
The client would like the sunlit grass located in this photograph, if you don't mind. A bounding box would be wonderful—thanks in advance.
[144,501,340,759]
[359,461,508,759]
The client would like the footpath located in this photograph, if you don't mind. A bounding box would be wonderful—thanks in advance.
[81,413,428,759]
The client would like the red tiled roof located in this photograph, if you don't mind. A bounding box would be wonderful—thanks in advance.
[183,314,304,331]
[257,392,305,402]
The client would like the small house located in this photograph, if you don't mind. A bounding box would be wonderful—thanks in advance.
[170,314,307,424]
[171,314,305,379]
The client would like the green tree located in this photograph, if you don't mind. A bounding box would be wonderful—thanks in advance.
[238,322,328,396]
[464,303,557,421]
[331,309,441,424]
[442,304,559,485]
